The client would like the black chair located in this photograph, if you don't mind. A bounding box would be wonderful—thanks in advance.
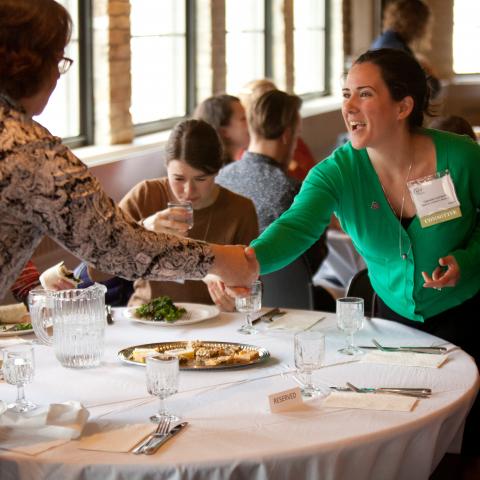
[261,254,336,312]
[346,268,377,317]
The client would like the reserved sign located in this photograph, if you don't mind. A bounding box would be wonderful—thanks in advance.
[268,387,303,413]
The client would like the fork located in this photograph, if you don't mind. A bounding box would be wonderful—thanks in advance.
[346,382,430,398]
[372,339,446,355]
[132,416,171,454]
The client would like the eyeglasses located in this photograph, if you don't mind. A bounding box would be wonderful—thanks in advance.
[58,57,73,75]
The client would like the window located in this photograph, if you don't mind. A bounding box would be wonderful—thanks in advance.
[453,0,480,74]
[130,0,192,132]
[293,0,329,97]
[36,0,91,146]
[225,0,267,94]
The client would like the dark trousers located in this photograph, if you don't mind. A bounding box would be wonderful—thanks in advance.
[376,292,480,455]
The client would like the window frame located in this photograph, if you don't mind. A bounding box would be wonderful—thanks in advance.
[132,0,196,137]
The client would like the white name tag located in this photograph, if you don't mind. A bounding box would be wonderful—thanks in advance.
[268,387,303,413]
[407,171,461,228]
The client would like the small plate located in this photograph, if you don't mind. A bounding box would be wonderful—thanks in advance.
[125,303,219,327]
[118,340,270,370]
[0,324,34,337]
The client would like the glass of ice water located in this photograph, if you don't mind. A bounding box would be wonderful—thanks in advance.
[146,354,180,423]
[294,330,326,398]
[336,297,364,355]
[235,280,262,335]
[2,345,37,413]
[167,201,194,230]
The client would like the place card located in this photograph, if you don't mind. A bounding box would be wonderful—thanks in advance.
[269,387,303,413]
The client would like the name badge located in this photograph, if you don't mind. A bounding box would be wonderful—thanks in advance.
[407,170,461,228]
[268,387,303,413]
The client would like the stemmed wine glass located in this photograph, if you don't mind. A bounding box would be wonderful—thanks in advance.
[2,345,37,413]
[235,280,262,335]
[336,297,364,355]
[294,330,326,398]
[146,354,180,423]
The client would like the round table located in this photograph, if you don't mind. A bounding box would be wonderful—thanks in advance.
[0,307,478,480]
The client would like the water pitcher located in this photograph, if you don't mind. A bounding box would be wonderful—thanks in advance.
[29,284,107,368]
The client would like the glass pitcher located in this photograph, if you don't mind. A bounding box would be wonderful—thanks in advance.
[29,284,107,368]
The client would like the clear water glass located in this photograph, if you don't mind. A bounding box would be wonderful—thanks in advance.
[2,345,37,413]
[235,280,262,335]
[294,331,326,398]
[167,201,194,230]
[336,297,364,355]
[146,354,180,423]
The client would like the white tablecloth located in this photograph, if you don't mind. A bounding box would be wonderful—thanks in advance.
[0,308,478,480]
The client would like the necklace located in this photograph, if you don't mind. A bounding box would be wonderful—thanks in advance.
[378,158,415,260]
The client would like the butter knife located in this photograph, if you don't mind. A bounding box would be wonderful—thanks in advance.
[142,421,188,455]
[252,307,282,325]
[359,346,447,355]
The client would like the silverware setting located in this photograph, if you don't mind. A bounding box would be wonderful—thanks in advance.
[330,382,432,398]
[303,316,326,331]
[143,421,188,455]
[132,416,171,455]
[358,338,447,355]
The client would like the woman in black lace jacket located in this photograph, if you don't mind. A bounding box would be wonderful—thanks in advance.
[0,0,256,298]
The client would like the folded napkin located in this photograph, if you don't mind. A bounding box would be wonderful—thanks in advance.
[323,391,417,412]
[266,312,324,331]
[0,401,89,455]
[360,350,448,368]
[78,422,155,453]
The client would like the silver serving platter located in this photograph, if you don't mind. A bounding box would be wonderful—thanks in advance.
[118,340,270,370]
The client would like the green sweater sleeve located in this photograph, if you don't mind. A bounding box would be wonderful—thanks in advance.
[251,155,340,275]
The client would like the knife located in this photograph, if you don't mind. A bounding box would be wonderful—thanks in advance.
[142,421,188,455]
[251,307,283,325]
[359,346,447,354]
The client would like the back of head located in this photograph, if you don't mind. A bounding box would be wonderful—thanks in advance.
[0,0,72,100]
[383,0,431,43]
[193,94,240,130]
[238,78,277,113]
[249,90,302,140]
[429,115,476,141]
[354,48,430,129]
[165,119,224,174]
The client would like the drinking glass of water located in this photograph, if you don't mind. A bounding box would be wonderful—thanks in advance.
[146,354,180,423]
[2,345,37,413]
[336,297,364,355]
[235,280,262,335]
[294,330,326,398]
[167,201,194,230]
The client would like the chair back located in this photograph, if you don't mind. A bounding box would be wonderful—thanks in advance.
[346,268,376,317]
[262,255,335,311]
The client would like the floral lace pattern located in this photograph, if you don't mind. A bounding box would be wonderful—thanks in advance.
[0,98,214,296]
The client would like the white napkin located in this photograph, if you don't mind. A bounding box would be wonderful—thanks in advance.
[266,312,324,331]
[0,401,89,455]
[78,422,155,453]
[361,350,448,368]
[323,391,418,412]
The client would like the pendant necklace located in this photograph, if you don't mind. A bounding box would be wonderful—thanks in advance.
[379,157,415,260]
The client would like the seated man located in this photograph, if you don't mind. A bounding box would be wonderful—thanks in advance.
[216,90,328,295]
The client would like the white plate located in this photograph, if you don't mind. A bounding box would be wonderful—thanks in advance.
[0,325,34,337]
[125,302,219,326]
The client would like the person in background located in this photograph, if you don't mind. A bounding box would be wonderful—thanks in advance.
[0,0,256,300]
[88,119,258,311]
[248,48,479,453]
[216,89,328,281]
[238,78,317,181]
[194,94,249,165]
[370,0,441,99]
[429,115,476,142]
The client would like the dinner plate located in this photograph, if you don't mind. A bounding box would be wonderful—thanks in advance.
[118,340,270,370]
[0,324,34,337]
[125,302,219,326]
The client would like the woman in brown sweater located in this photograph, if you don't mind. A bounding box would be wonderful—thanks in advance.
[90,119,259,311]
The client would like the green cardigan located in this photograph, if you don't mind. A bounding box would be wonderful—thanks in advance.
[251,129,480,321]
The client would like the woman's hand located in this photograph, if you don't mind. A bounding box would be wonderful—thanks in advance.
[204,277,236,312]
[422,255,460,290]
[142,209,190,236]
